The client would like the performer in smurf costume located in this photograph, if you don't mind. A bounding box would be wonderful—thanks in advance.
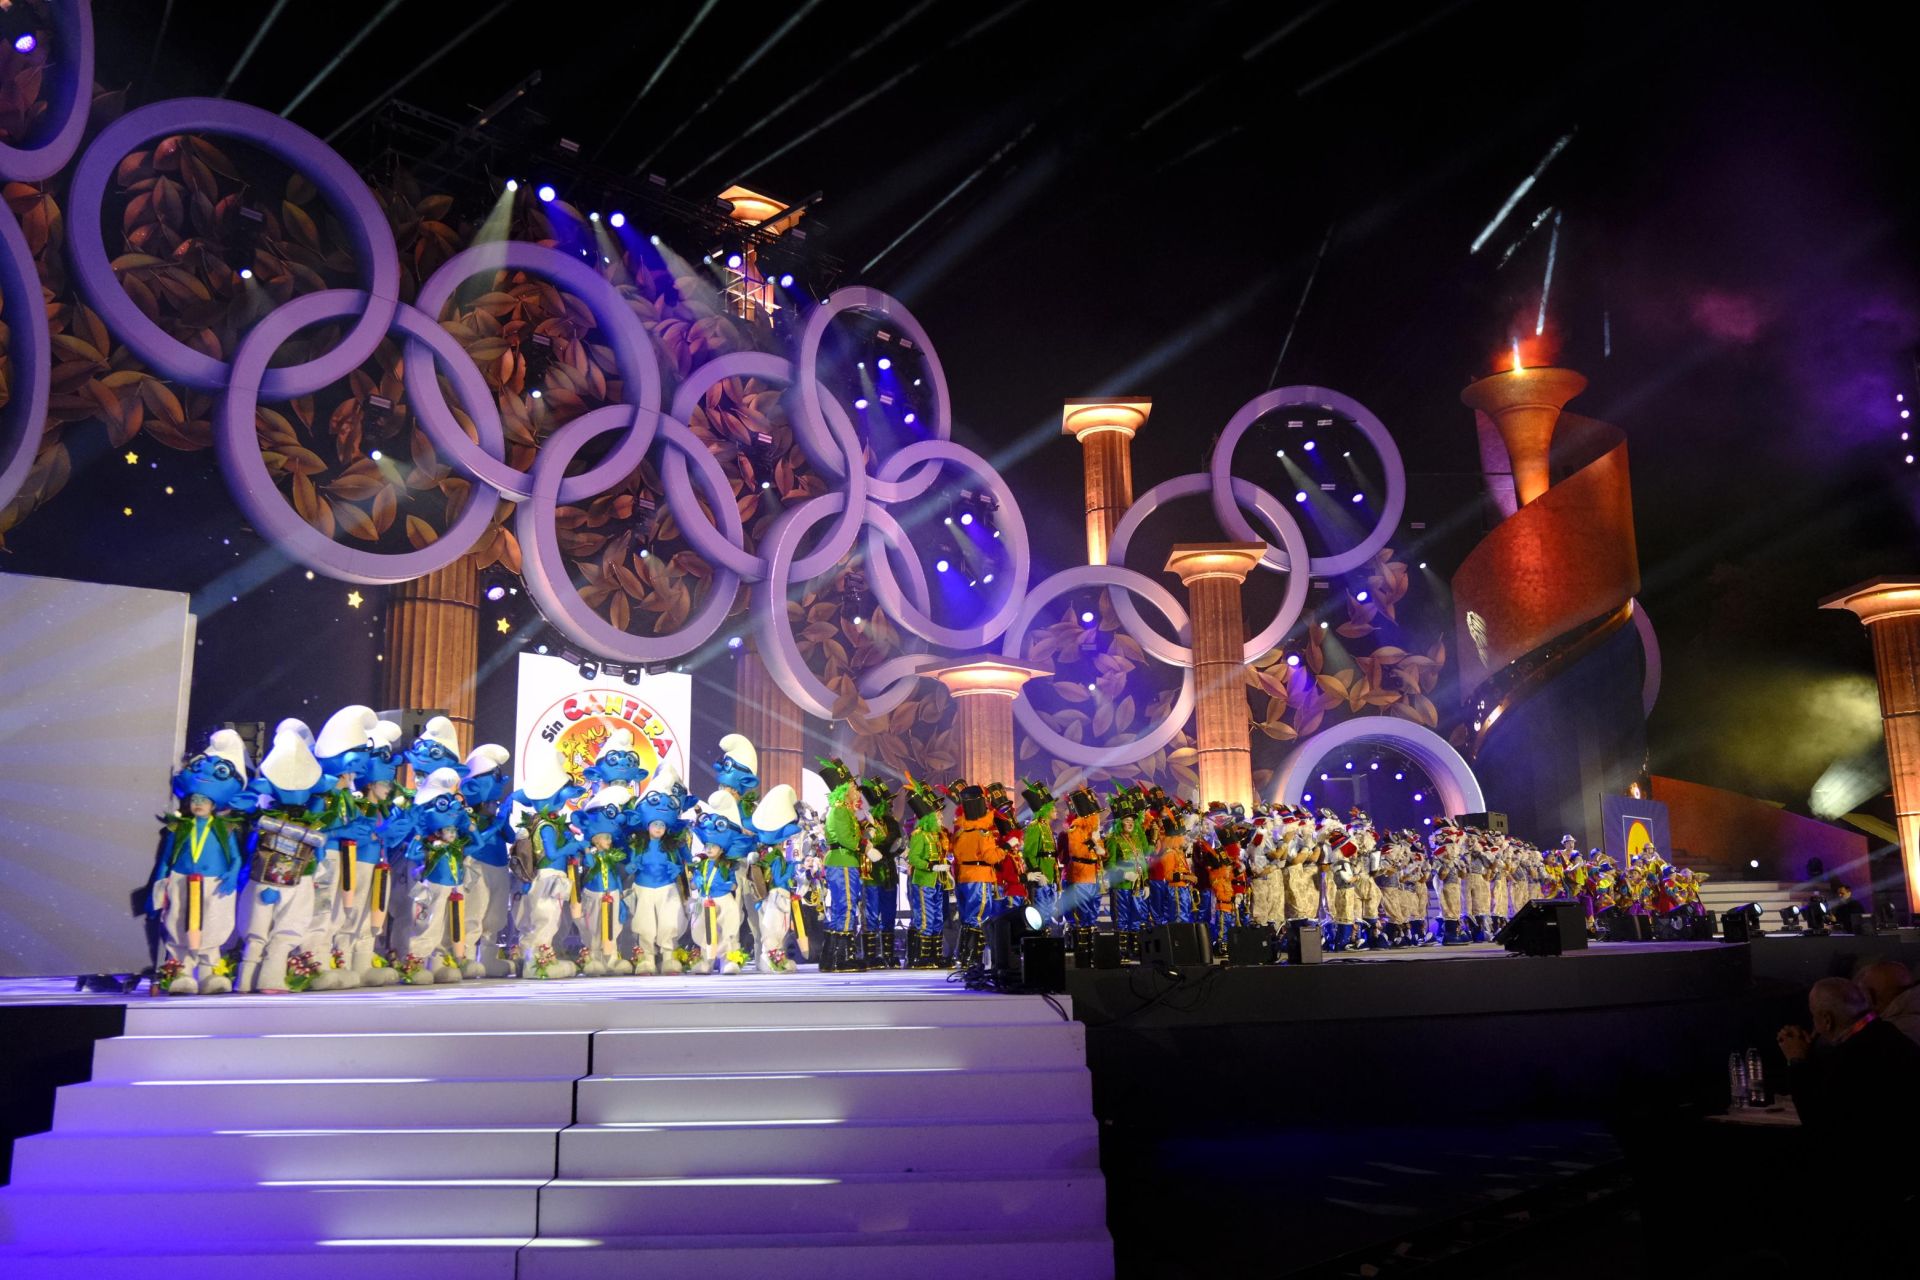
[150,730,251,995]
[712,734,761,957]
[688,790,757,974]
[748,785,805,973]
[625,762,697,974]
[509,745,586,979]
[565,786,638,976]
[587,728,651,793]
[402,768,476,984]
[304,705,381,990]
[326,718,410,987]
[459,745,515,978]
[237,723,331,993]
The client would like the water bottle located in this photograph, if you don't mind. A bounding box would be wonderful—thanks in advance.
[1745,1047,1767,1107]
[1727,1052,1747,1110]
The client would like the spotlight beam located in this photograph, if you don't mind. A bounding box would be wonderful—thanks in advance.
[724,0,1031,188]
[281,0,409,118]
[218,0,295,99]
[142,0,177,100]
[1470,129,1576,254]
[1267,221,1336,388]
[674,0,939,189]
[1534,210,1561,336]
[324,0,516,144]
[631,0,828,175]
[1296,0,1478,98]
[862,121,1038,275]
[592,0,723,163]
[1495,204,1554,269]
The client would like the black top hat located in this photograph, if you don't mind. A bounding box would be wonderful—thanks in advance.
[1022,779,1055,811]
[858,776,894,809]
[818,756,855,791]
[958,784,989,821]
[985,781,1013,811]
[1068,786,1102,818]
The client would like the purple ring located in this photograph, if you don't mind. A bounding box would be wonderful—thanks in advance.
[1002,564,1198,769]
[1107,472,1311,665]
[67,97,400,395]
[792,287,950,490]
[216,291,501,582]
[516,406,740,662]
[751,494,932,721]
[0,0,93,181]
[863,440,1030,650]
[662,351,867,582]
[408,241,662,502]
[1208,385,1405,576]
[0,207,52,513]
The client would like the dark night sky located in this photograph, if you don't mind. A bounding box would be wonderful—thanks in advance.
[14,0,1917,812]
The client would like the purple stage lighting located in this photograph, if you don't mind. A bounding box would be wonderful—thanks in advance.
[14,33,37,54]
[485,584,507,601]
[982,573,994,584]
[727,636,743,650]
[238,268,253,280]
[609,212,626,228]
[1424,817,1433,826]
[779,273,794,287]
[1394,771,1405,780]
[1319,772,1330,781]
[1293,490,1307,503]
[904,413,916,425]
[1080,610,1095,624]
[1303,792,1313,803]
[506,179,519,192]
[960,512,974,526]
[1343,760,1354,770]
[1285,653,1301,667]
[854,398,869,410]
[589,211,600,223]
[1412,791,1425,802]
[936,558,951,573]
[536,184,556,203]
[877,357,892,370]
[726,253,742,269]
[1355,590,1370,602]
[1303,440,1316,452]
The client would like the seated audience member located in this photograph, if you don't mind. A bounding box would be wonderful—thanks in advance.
[1776,977,1920,1141]
[1856,960,1920,1047]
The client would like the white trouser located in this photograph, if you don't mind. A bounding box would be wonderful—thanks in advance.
[581,888,624,967]
[240,878,315,991]
[756,888,793,972]
[406,880,463,968]
[329,860,389,973]
[462,860,513,967]
[156,872,237,973]
[300,848,342,961]
[624,881,685,971]
[690,890,743,971]
[740,871,767,950]
[514,868,577,955]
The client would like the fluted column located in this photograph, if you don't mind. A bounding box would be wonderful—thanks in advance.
[922,658,1052,786]
[382,557,478,741]
[1823,578,1920,914]
[1062,398,1151,565]
[735,642,806,794]
[1461,366,1588,509]
[1166,543,1265,810]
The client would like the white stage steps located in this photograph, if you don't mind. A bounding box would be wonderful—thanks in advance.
[1696,879,1806,929]
[0,975,1113,1278]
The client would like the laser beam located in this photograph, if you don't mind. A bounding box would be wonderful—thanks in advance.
[218,0,294,99]
[862,121,1038,275]
[325,0,515,144]
[1534,210,1562,336]
[282,0,409,118]
[1470,130,1575,254]
[593,0,723,163]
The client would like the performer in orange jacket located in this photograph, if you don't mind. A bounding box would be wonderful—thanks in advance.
[1059,786,1105,960]
[949,782,1000,968]
[1149,815,1198,925]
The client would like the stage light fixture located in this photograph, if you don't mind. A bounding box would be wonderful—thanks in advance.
[578,660,598,680]
[1350,493,1364,504]
[914,378,923,386]
[727,636,743,650]
[537,184,556,203]
[904,413,917,425]
[1319,772,1329,781]
[1394,771,1405,781]
[530,389,542,399]
[727,253,743,269]
[1418,561,1428,569]
[854,398,869,409]
[1294,490,1308,503]
[779,273,794,287]
[1423,817,1433,826]
[537,644,549,654]
[1355,590,1370,602]
[1748,858,1759,869]
[936,559,950,573]
[1080,611,1095,624]
[589,211,600,222]
[1804,900,1830,932]
[1778,906,1803,932]
[623,667,641,686]
[650,234,662,245]
[960,512,974,526]
[1343,760,1354,770]
[608,212,626,228]
[1303,440,1316,452]
[368,449,383,461]
[982,573,994,584]
[238,267,254,280]
[1413,791,1425,802]
[1285,653,1301,667]
[1370,760,1380,771]
[506,179,519,192]
[14,32,37,54]
[1302,792,1313,802]
[485,584,507,602]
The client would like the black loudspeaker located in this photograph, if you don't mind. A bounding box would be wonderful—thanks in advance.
[1141,923,1210,967]
[1019,936,1067,992]
[1092,932,1122,969]
[1688,913,1715,941]
[1283,919,1323,965]
[1720,909,1754,943]
[1496,899,1587,955]
[1226,924,1277,965]
[1456,811,1509,835]
[1596,906,1650,942]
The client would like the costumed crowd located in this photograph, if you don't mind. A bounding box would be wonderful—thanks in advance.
[149,708,1710,993]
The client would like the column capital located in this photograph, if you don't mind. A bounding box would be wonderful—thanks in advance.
[1164,542,1267,586]
[1062,397,1152,442]
[921,657,1053,699]
[1822,577,1920,626]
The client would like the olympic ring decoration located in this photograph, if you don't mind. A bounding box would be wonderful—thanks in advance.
[6,12,1427,774]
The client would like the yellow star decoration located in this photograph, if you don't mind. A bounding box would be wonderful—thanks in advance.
[346,590,364,609]
[123,451,139,465]
[496,618,511,634]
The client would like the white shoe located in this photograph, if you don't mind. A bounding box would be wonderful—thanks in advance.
[609,959,634,976]
[434,965,463,983]
[461,960,486,980]
[632,951,657,976]
[405,969,437,987]
[583,960,609,977]
[165,975,199,996]
[660,953,682,974]
[200,975,232,995]
[720,959,742,975]
[692,957,714,975]
[307,969,345,992]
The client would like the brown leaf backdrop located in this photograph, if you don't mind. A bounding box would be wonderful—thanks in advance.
[0,45,1450,797]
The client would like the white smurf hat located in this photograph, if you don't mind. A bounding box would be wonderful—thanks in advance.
[717,733,758,774]
[370,720,404,752]
[465,744,511,777]
[260,725,322,792]
[275,717,313,744]
[587,785,635,811]
[314,705,379,759]
[703,789,743,828]
[518,744,574,803]
[599,728,636,757]
[204,728,250,782]
[414,767,464,808]
[648,760,683,793]
[752,784,798,831]
[417,714,461,756]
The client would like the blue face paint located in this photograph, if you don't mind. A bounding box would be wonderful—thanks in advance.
[171,754,247,810]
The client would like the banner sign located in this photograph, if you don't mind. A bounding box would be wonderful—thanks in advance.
[1599,792,1671,863]
[513,654,692,796]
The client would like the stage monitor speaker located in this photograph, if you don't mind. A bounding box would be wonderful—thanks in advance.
[1496,899,1587,956]
[1019,936,1067,992]
[1283,919,1323,964]
[1141,923,1210,967]
[1226,924,1277,965]
[1721,909,1754,943]
[1456,811,1509,835]
[1092,932,1122,969]
[988,910,1044,978]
